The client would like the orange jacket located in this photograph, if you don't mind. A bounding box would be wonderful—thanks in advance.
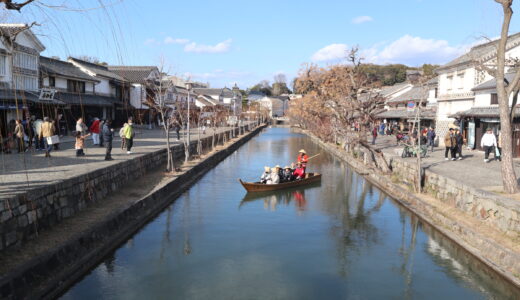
[297,154,308,164]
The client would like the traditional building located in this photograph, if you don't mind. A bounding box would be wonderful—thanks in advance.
[0,24,45,136]
[435,33,520,146]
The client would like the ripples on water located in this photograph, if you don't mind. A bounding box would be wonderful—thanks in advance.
[62,127,519,300]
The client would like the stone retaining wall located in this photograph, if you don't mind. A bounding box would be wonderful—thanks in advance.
[305,132,520,289]
[389,158,520,238]
[0,125,251,253]
[0,124,265,299]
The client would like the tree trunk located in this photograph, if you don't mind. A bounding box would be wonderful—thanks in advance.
[496,1,519,193]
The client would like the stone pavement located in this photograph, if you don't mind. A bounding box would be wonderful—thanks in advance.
[0,125,250,199]
[372,135,520,192]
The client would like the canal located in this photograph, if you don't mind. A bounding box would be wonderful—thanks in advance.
[62,127,518,299]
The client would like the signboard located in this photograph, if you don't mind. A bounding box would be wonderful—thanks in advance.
[406,101,416,112]
[468,121,476,149]
[39,88,56,101]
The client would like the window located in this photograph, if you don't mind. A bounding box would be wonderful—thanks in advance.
[49,76,55,87]
[13,75,38,91]
[447,75,453,91]
[0,55,6,76]
[67,80,85,93]
[491,93,498,105]
[13,52,37,70]
[457,72,465,89]
[434,88,438,98]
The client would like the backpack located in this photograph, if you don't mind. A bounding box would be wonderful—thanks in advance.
[119,127,125,138]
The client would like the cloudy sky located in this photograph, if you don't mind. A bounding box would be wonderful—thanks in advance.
[8,0,520,88]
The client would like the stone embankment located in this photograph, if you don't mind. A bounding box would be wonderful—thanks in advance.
[305,131,520,291]
[0,123,265,299]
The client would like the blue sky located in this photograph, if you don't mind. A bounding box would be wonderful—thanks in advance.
[6,0,520,88]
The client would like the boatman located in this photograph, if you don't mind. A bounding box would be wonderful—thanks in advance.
[297,149,309,170]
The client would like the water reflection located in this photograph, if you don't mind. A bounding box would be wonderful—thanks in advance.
[61,127,520,300]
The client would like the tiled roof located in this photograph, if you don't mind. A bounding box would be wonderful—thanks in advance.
[68,57,127,82]
[193,88,222,96]
[196,97,214,106]
[386,86,428,104]
[107,66,158,84]
[56,92,115,107]
[451,106,520,118]
[376,108,436,120]
[0,89,39,102]
[40,56,99,82]
[438,33,520,71]
[222,88,234,98]
[472,72,516,91]
[380,82,412,98]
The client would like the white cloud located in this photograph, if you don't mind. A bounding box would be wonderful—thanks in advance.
[364,35,469,65]
[311,43,349,62]
[164,37,190,44]
[352,16,373,24]
[184,39,232,54]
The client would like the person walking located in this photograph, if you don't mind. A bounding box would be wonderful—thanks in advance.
[123,119,135,154]
[119,123,128,150]
[427,127,436,152]
[99,119,105,147]
[173,119,181,141]
[481,128,498,163]
[40,117,54,158]
[76,117,87,135]
[444,128,457,161]
[34,117,43,151]
[497,131,503,162]
[372,126,378,145]
[14,120,25,153]
[75,131,91,156]
[89,118,101,146]
[455,129,465,160]
[24,116,35,150]
[102,119,114,160]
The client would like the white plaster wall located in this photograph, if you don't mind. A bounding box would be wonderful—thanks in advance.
[15,32,35,49]
[96,78,110,95]
[55,77,67,89]
[130,84,144,108]
[437,99,474,120]
[474,92,492,107]
[86,82,94,93]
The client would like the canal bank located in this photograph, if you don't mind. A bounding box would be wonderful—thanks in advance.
[0,123,266,299]
[60,127,519,299]
[302,130,520,291]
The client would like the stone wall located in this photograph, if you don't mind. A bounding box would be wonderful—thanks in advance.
[0,125,252,253]
[389,158,520,238]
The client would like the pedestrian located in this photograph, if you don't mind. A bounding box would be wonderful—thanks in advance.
[444,128,457,161]
[102,119,114,160]
[455,129,465,160]
[427,127,436,152]
[119,123,128,150]
[497,131,503,162]
[76,117,88,135]
[89,118,101,146]
[34,117,43,151]
[24,116,35,150]
[481,128,498,163]
[123,119,135,154]
[14,119,25,153]
[75,131,91,156]
[52,119,60,150]
[173,119,181,141]
[99,119,105,147]
[40,117,55,158]
[372,126,378,145]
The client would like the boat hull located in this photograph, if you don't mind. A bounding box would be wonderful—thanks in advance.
[239,173,322,192]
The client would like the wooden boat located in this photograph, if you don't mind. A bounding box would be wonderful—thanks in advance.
[239,173,322,192]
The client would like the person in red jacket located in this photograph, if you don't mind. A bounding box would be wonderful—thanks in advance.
[293,162,305,180]
[297,149,309,170]
[89,118,101,145]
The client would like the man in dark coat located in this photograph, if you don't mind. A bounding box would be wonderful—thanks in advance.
[102,119,114,161]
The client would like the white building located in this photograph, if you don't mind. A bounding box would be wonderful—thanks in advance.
[0,24,45,129]
[256,96,285,117]
[435,33,520,145]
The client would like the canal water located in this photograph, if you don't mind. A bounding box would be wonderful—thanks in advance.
[62,127,518,299]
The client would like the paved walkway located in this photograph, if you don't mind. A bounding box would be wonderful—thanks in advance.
[0,124,253,199]
[373,135,520,192]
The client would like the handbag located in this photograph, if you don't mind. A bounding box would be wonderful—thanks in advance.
[46,135,60,145]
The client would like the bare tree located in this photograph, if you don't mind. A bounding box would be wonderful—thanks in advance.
[1,0,35,11]
[485,0,520,193]
[147,62,176,172]
[274,73,287,84]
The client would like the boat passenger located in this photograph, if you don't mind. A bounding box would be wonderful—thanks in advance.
[293,162,305,180]
[297,149,309,170]
[260,166,271,184]
[267,167,280,185]
[282,166,294,182]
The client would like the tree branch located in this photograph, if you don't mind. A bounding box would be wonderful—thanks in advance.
[1,0,36,11]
